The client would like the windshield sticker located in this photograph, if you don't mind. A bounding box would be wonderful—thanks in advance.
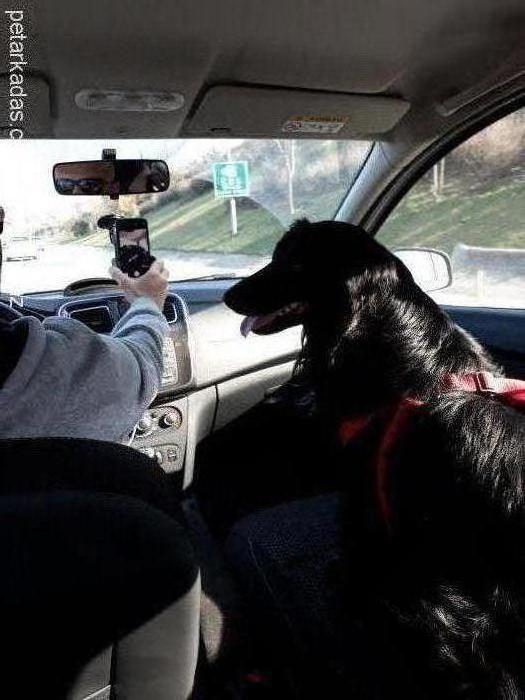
[281,115,349,135]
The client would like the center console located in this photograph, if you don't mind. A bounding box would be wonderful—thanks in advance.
[58,291,194,476]
[132,398,188,473]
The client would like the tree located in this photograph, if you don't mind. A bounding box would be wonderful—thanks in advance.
[274,140,296,215]
[337,141,353,184]
[72,218,90,239]
[431,158,446,199]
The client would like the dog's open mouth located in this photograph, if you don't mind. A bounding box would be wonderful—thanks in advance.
[240,301,308,336]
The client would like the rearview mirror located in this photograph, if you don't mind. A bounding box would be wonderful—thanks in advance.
[394,247,452,292]
[53,159,169,196]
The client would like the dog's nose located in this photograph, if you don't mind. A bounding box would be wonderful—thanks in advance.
[223,282,245,313]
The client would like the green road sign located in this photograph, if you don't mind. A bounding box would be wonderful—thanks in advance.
[212,161,250,199]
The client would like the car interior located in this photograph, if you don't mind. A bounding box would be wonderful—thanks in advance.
[0,0,524,697]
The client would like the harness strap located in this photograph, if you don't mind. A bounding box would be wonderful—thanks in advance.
[375,398,423,533]
[339,372,525,532]
[441,371,525,396]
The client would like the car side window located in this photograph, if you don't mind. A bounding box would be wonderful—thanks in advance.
[378,107,525,308]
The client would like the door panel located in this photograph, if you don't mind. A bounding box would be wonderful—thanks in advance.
[446,306,525,379]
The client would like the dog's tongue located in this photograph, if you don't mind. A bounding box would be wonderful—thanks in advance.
[240,302,308,336]
[240,315,258,337]
[240,312,278,337]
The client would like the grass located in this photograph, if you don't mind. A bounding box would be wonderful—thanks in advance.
[379,177,525,254]
[147,192,284,255]
[79,191,285,256]
[74,173,525,258]
[143,185,349,255]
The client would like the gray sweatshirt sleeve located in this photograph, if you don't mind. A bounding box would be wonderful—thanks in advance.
[38,297,170,441]
[108,296,170,405]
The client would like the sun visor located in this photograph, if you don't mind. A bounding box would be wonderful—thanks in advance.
[184,85,410,139]
[0,74,52,138]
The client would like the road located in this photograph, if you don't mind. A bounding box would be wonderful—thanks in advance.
[1,243,268,295]
[1,242,523,310]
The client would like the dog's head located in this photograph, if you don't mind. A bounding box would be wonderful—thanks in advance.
[224,218,410,336]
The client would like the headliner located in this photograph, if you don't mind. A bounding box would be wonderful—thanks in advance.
[2,0,524,139]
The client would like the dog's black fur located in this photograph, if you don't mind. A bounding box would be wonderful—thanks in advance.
[225,219,525,698]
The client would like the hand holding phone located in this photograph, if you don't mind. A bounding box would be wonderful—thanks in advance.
[110,260,169,311]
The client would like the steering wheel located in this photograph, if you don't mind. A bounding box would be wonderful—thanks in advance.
[0,301,24,322]
[64,278,119,296]
[0,279,120,323]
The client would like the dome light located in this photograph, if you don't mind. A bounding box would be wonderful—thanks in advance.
[75,89,185,112]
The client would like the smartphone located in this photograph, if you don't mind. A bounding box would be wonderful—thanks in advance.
[114,218,154,277]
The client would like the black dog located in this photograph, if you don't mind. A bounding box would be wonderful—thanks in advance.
[225,219,525,698]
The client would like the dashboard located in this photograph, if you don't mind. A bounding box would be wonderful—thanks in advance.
[16,280,302,489]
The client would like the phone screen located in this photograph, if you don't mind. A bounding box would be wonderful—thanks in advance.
[115,219,153,277]
[118,224,149,251]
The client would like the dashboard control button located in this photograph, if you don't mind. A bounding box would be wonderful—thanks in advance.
[166,447,179,462]
[159,408,183,429]
[136,413,153,435]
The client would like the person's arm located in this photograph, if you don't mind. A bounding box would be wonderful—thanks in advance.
[109,295,170,404]
[0,262,173,442]
[107,259,171,404]
[36,296,168,441]
[38,261,171,441]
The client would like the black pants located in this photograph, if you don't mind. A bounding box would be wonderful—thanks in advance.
[195,398,339,537]
[226,493,349,698]
[0,438,197,698]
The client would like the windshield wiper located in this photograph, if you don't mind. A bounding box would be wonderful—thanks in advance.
[175,274,243,282]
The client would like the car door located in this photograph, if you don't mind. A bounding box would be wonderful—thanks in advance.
[376,106,525,379]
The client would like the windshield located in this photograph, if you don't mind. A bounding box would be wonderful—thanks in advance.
[0,139,372,294]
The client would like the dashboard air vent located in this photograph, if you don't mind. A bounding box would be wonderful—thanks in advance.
[163,297,178,324]
[69,305,114,334]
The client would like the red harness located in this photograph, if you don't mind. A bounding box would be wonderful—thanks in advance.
[338,372,525,532]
